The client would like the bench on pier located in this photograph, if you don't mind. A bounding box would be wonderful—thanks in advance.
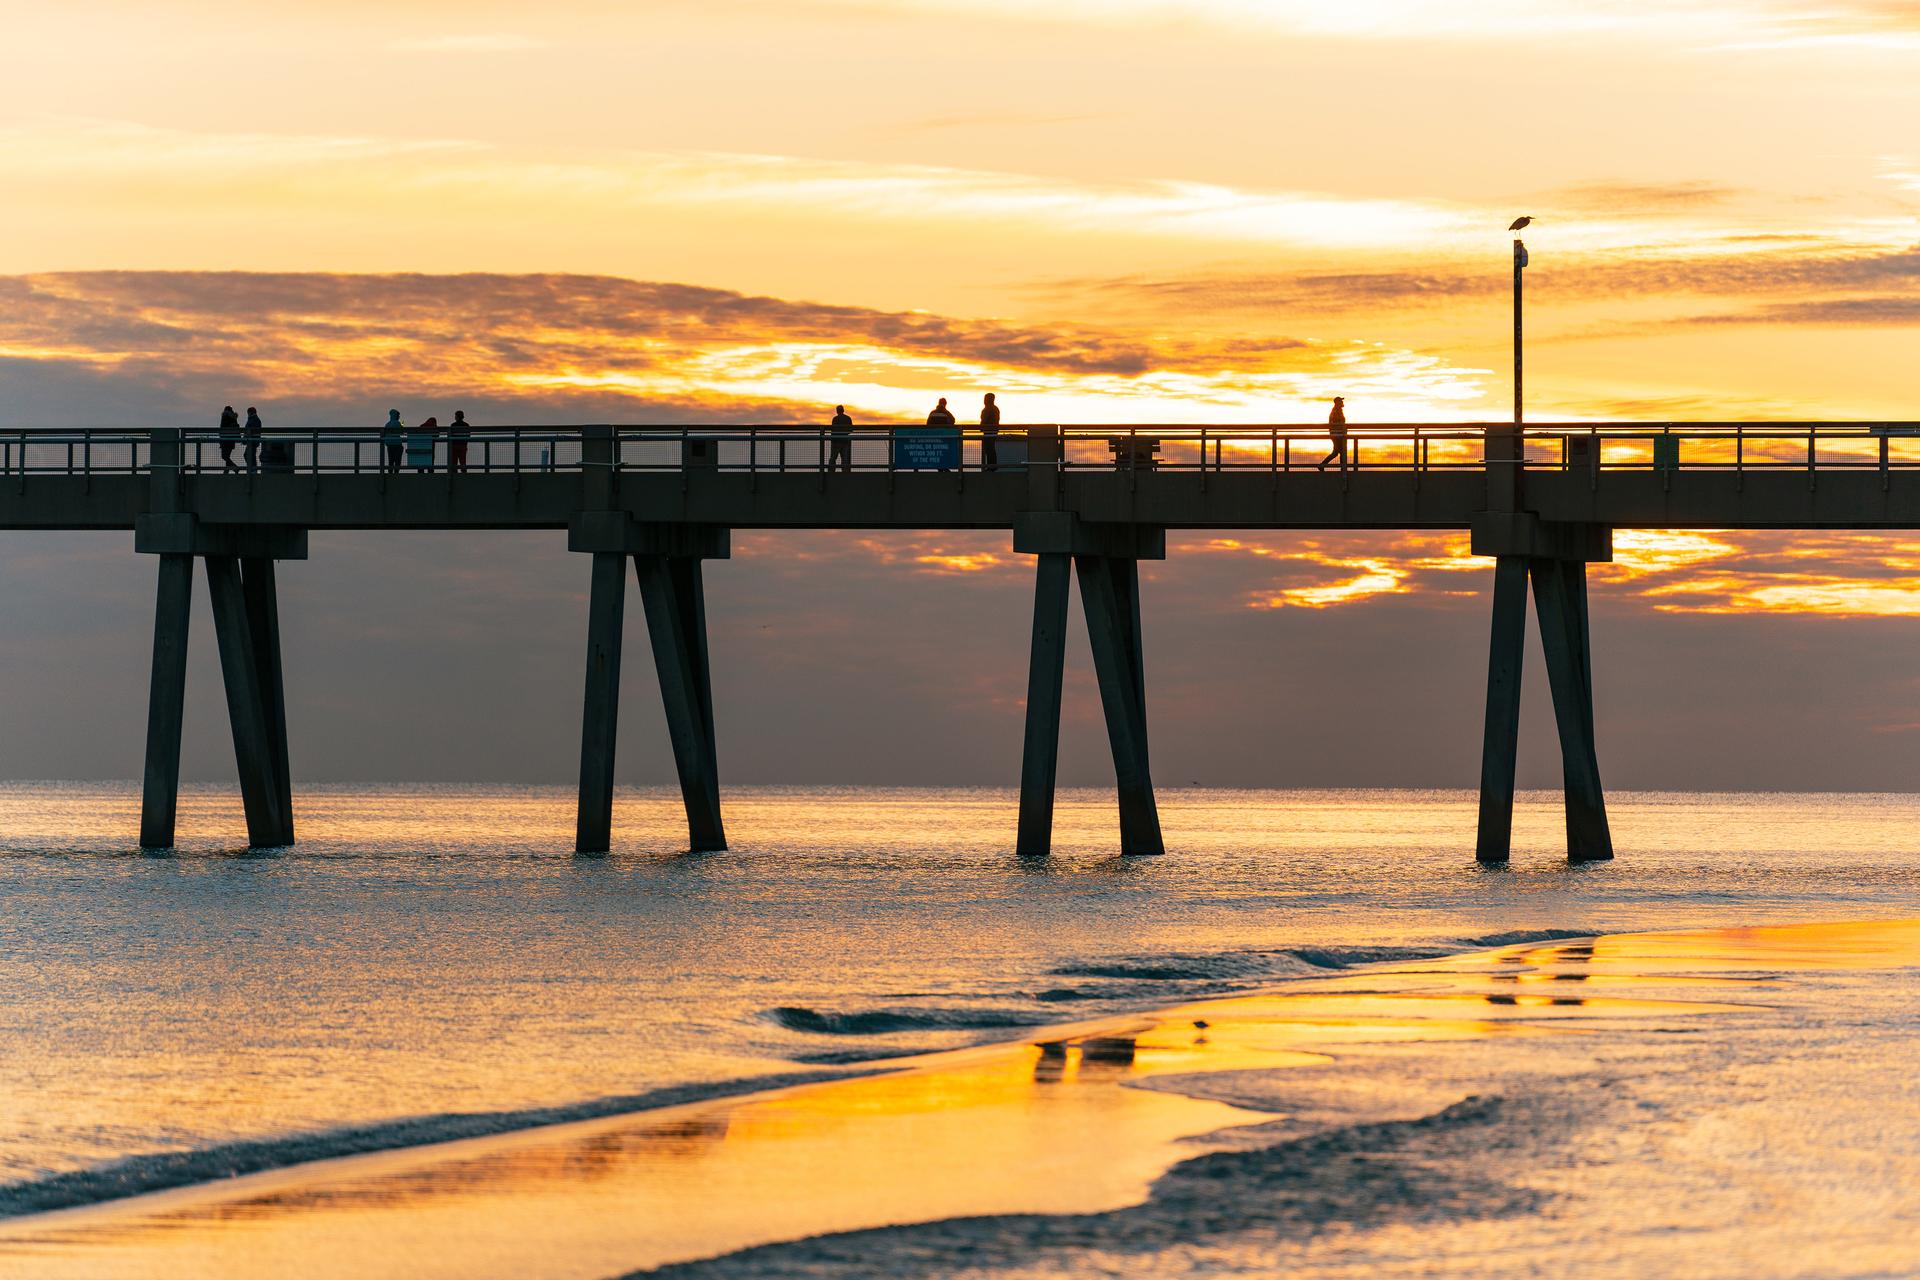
[1108,437,1160,470]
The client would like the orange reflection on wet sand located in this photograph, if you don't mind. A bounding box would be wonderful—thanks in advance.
[2,920,1912,1280]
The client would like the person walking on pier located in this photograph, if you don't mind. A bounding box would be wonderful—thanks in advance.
[1317,396,1348,471]
[243,407,263,474]
[218,405,241,471]
[980,392,1001,471]
[829,405,853,473]
[409,416,438,473]
[381,410,405,474]
[447,411,471,473]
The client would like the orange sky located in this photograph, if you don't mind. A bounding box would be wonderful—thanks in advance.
[2,0,1918,628]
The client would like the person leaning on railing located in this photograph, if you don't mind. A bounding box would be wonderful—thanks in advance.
[447,411,471,473]
[381,410,405,473]
[829,405,853,473]
[980,393,1000,471]
[218,405,242,472]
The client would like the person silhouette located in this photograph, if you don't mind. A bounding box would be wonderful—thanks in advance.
[1317,397,1348,471]
[925,397,957,471]
[979,393,1001,471]
[829,404,853,473]
[447,410,471,473]
[381,410,405,473]
[243,407,263,474]
[218,405,241,471]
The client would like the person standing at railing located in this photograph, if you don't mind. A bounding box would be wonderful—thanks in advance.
[828,405,853,473]
[1317,396,1348,472]
[409,416,438,474]
[243,407,264,474]
[381,410,405,473]
[980,393,1001,471]
[218,405,242,472]
[926,397,957,472]
[447,411,471,473]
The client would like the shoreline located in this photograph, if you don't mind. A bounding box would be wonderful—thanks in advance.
[7,919,1913,1278]
[0,928,1589,1222]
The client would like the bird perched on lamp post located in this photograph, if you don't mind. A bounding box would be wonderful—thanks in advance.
[1508,216,1533,232]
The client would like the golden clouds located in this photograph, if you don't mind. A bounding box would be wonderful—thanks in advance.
[0,272,1492,426]
[1189,529,1920,619]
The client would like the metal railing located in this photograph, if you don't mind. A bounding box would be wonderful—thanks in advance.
[2,423,1918,478]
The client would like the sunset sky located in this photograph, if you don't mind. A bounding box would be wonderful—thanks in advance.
[2,0,1918,793]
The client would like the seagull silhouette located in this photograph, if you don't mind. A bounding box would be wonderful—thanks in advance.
[1508,216,1533,231]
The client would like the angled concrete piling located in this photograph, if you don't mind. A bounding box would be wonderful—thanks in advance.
[1469,512,1615,864]
[1015,552,1071,856]
[1013,512,1166,857]
[134,508,304,850]
[568,501,731,854]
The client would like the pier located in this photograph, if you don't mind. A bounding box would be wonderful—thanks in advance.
[4,420,1918,862]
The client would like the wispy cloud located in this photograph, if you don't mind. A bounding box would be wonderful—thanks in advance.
[1683,296,1920,325]
[386,33,548,54]
[1041,241,1920,319]
[0,119,1487,253]
[793,0,1920,49]
[1549,180,1749,210]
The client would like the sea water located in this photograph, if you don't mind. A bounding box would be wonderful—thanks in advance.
[2,782,1917,1209]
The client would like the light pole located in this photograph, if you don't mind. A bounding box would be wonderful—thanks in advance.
[1512,235,1528,426]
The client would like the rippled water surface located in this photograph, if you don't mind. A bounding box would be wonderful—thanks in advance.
[3,782,1918,1196]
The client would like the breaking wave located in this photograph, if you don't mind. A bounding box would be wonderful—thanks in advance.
[763,1006,1056,1036]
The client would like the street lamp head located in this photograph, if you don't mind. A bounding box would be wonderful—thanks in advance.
[1508,215,1533,231]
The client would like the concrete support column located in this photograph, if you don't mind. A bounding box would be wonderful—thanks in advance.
[139,553,194,849]
[1016,552,1071,856]
[574,550,627,853]
[1475,555,1529,864]
[1075,553,1163,856]
[636,555,727,852]
[1530,558,1613,862]
[205,556,291,847]
[241,558,294,845]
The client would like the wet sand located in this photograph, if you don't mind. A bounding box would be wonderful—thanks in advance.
[2,920,1915,1279]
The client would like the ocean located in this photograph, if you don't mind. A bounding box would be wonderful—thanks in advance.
[2,783,1918,1275]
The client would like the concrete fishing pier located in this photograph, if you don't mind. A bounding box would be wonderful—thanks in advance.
[3,420,1915,861]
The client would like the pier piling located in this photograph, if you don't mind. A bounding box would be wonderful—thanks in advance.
[636,555,726,852]
[569,514,730,853]
[1015,552,1071,856]
[1530,557,1613,861]
[1013,515,1166,856]
[206,556,292,848]
[1077,554,1163,855]
[575,550,628,854]
[241,557,294,845]
[1469,516,1615,864]
[1475,555,1529,863]
[138,553,193,849]
[135,515,304,850]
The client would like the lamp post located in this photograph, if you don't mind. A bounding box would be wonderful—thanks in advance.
[1513,236,1528,426]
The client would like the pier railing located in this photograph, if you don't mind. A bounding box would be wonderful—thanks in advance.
[4,423,1920,477]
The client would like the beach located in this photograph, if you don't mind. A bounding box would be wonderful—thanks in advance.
[3,785,1919,1276]
[3,920,1917,1277]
